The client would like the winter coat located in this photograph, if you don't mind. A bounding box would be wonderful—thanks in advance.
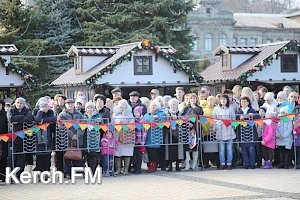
[262,123,276,149]
[83,112,102,152]
[58,109,84,147]
[54,105,64,116]
[277,100,293,114]
[98,106,111,123]
[262,100,277,113]
[101,135,118,156]
[112,110,135,156]
[7,106,33,132]
[212,106,236,141]
[293,122,300,147]
[144,109,167,148]
[34,109,57,153]
[276,118,293,149]
[0,110,8,134]
[236,108,259,147]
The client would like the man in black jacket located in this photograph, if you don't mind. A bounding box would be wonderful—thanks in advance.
[0,100,8,182]
[7,97,33,179]
[128,91,147,115]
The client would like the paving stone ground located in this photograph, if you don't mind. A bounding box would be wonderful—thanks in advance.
[1,167,299,200]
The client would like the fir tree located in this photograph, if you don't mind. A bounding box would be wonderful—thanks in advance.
[74,0,194,57]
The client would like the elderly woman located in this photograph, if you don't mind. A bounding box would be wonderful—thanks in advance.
[276,91,293,114]
[155,96,168,114]
[165,98,183,171]
[288,91,299,110]
[112,99,134,175]
[262,92,277,113]
[83,102,102,175]
[144,100,167,173]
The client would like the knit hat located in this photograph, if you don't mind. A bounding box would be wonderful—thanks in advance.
[134,106,143,115]
[277,91,287,100]
[259,106,267,113]
[264,92,275,101]
[150,100,161,109]
[35,97,48,108]
[15,97,26,104]
[75,98,84,106]
[85,102,95,110]
[39,101,48,108]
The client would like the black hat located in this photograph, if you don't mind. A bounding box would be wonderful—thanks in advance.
[259,106,267,113]
[129,91,139,97]
[111,88,122,94]
[65,99,75,104]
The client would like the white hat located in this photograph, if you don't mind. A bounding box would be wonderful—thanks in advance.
[277,91,287,100]
[85,102,95,110]
[75,98,84,106]
[150,100,161,109]
[264,92,275,101]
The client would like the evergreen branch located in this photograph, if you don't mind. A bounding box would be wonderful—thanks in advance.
[94,1,120,14]
[168,6,184,16]
[15,15,32,39]
[20,44,33,55]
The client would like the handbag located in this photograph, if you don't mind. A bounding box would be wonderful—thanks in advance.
[64,147,82,160]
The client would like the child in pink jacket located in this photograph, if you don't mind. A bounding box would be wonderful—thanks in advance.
[261,112,278,169]
[101,131,118,176]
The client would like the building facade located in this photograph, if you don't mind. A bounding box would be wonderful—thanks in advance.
[188,0,300,58]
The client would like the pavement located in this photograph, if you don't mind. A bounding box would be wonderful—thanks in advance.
[1,166,300,200]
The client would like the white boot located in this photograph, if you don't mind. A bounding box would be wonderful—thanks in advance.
[184,152,191,171]
[192,151,199,170]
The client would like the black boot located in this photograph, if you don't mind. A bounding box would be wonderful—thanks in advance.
[276,149,284,169]
[284,150,289,169]
[175,160,181,171]
[167,161,173,172]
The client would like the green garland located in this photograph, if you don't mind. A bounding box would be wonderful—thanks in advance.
[239,40,300,84]
[84,40,203,85]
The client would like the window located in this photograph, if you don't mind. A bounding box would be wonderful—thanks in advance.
[192,38,198,51]
[219,34,227,45]
[222,54,231,70]
[249,38,257,45]
[281,54,298,73]
[206,8,211,15]
[232,38,237,45]
[240,38,247,46]
[134,56,153,75]
[74,56,82,73]
[204,34,212,51]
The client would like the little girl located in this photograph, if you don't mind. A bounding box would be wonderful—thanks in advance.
[261,112,277,169]
[132,106,146,174]
[101,131,118,176]
[293,114,300,169]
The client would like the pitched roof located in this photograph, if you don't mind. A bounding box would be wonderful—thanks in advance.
[0,44,18,55]
[214,45,261,55]
[233,13,300,29]
[200,41,290,81]
[50,42,180,86]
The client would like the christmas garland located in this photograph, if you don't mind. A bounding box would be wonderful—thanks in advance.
[84,40,203,85]
[239,40,300,84]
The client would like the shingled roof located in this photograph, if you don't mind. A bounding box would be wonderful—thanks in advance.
[201,41,290,81]
[0,44,18,55]
[51,42,179,86]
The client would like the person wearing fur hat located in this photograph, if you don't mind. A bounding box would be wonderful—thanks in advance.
[112,99,135,175]
[144,100,167,173]
[276,91,293,114]
[7,97,33,179]
[0,100,8,182]
[165,98,183,172]
[34,101,57,175]
[275,106,293,169]
[83,101,102,175]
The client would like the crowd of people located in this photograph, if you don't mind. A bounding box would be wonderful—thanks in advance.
[0,85,299,182]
